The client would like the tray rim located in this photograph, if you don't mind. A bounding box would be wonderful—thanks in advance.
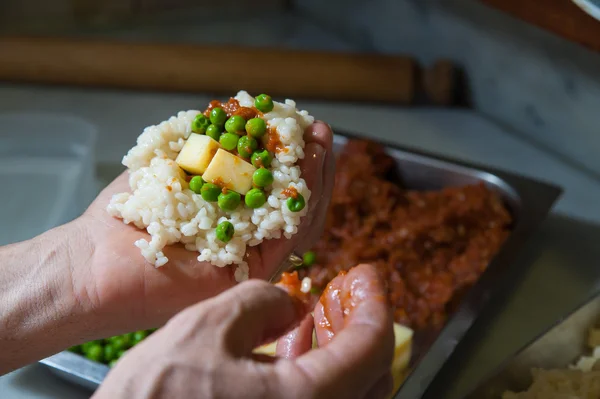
[38,130,563,397]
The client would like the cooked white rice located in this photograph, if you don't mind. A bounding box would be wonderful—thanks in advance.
[107,91,315,281]
[300,277,312,294]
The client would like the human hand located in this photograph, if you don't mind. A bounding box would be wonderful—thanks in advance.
[276,264,395,398]
[92,264,393,399]
[70,121,334,338]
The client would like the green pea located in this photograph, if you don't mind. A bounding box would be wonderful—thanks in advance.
[303,251,316,266]
[109,336,129,351]
[220,132,239,151]
[253,168,274,187]
[201,183,220,202]
[109,359,119,368]
[103,345,118,362]
[245,188,267,209]
[123,333,135,345]
[85,344,103,363]
[251,150,272,168]
[147,328,158,334]
[254,94,274,113]
[81,340,102,353]
[117,349,127,359]
[192,114,210,134]
[206,124,222,141]
[68,345,82,354]
[245,118,267,138]
[225,115,246,134]
[287,193,306,212]
[309,287,321,296]
[133,330,149,344]
[237,136,258,158]
[216,221,234,243]
[218,190,241,211]
[189,176,204,194]
[210,107,227,126]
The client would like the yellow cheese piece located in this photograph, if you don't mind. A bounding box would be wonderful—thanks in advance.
[254,341,278,356]
[253,321,413,395]
[202,149,256,195]
[175,133,220,175]
[389,323,413,397]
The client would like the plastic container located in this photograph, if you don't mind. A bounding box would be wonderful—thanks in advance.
[0,113,98,245]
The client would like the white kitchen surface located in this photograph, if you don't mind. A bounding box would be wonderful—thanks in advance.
[0,83,599,399]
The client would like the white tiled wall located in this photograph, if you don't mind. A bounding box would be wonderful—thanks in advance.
[295,0,600,178]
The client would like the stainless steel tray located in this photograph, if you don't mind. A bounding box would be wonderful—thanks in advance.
[464,291,600,398]
[39,131,562,398]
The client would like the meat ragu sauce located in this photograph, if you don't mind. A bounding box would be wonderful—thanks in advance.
[298,140,512,332]
[203,98,261,120]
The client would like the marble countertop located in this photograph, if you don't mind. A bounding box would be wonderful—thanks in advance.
[1,83,600,398]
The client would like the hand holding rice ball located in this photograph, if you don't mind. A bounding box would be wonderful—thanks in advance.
[107,91,331,282]
[74,92,333,330]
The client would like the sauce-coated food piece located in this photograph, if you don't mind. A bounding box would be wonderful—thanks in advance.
[276,271,311,306]
[251,150,272,168]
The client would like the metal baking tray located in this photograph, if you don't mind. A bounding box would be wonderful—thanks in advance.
[465,290,600,398]
[39,131,562,398]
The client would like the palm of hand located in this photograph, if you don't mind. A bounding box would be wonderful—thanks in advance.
[74,123,334,334]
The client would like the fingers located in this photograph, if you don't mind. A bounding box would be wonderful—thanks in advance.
[313,274,345,346]
[301,122,335,248]
[342,265,388,323]
[216,280,307,357]
[300,143,326,216]
[275,314,314,359]
[289,265,394,398]
[306,120,334,152]
[304,123,336,253]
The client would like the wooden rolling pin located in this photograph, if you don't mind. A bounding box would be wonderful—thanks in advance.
[0,37,459,105]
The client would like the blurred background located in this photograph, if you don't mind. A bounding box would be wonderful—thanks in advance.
[3,1,600,398]
[2,0,600,222]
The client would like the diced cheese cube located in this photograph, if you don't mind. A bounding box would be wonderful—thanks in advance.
[203,149,256,195]
[390,323,413,396]
[175,133,220,175]
[254,341,277,357]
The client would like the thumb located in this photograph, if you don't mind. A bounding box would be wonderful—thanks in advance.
[218,280,307,357]
[251,122,334,280]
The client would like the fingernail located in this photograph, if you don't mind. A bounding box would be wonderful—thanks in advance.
[313,144,326,171]
[315,120,333,132]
